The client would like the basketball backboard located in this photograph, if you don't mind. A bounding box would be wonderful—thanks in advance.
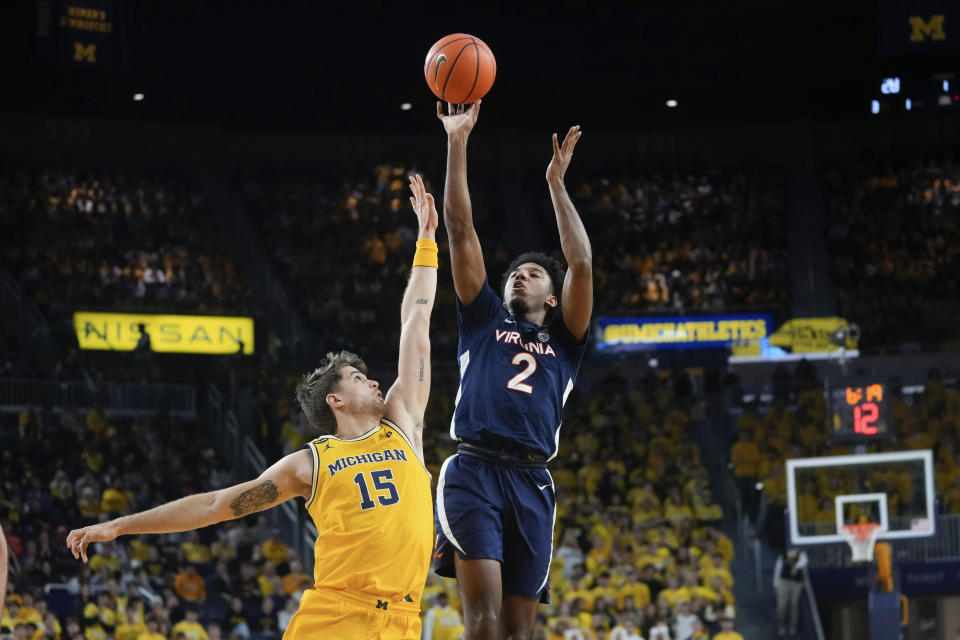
[786,450,935,545]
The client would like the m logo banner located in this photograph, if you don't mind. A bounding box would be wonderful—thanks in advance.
[74,311,254,355]
[878,1,956,54]
[73,42,97,62]
[909,15,946,42]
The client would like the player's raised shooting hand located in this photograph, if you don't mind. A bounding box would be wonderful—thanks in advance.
[409,174,438,239]
[546,125,582,185]
[436,100,481,141]
[66,521,119,563]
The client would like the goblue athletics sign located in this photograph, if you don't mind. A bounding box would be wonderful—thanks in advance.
[596,314,772,352]
[74,312,254,355]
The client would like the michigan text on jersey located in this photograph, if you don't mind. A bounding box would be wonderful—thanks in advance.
[327,449,408,477]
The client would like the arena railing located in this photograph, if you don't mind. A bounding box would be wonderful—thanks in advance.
[0,377,196,418]
[802,514,960,567]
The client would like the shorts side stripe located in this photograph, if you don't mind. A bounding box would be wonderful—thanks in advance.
[537,470,557,594]
[436,455,466,556]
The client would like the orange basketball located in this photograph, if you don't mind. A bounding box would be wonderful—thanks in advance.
[424,33,496,104]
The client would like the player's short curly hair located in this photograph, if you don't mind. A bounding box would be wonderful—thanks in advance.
[500,251,566,324]
[296,351,368,435]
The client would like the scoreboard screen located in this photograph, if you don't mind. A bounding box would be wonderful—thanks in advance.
[829,381,892,443]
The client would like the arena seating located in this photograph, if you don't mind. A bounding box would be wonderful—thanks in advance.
[240,164,514,362]
[574,168,789,315]
[825,155,960,349]
[0,410,303,640]
[0,165,249,316]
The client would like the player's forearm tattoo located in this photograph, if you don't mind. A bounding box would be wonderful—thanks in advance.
[230,480,279,516]
[415,298,429,305]
[418,358,425,381]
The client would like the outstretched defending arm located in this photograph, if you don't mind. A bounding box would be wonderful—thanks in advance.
[437,101,486,305]
[384,175,439,459]
[66,449,313,562]
[546,126,593,340]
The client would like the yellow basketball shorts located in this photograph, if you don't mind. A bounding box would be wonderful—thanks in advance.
[283,588,421,640]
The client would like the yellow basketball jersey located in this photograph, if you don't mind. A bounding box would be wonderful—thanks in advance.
[304,419,433,606]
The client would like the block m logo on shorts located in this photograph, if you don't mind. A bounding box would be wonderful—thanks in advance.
[909,15,946,42]
[376,600,389,610]
[73,42,97,62]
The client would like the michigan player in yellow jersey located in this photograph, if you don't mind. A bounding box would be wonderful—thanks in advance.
[66,174,441,640]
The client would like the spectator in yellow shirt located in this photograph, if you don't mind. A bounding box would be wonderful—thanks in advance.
[658,574,686,606]
[712,616,744,640]
[260,532,289,566]
[128,537,153,563]
[115,603,147,640]
[180,532,212,565]
[2,598,23,633]
[85,405,109,439]
[257,562,282,597]
[41,612,62,640]
[88,543,121,574]
[588,573,618,609]
[701,554,734,590]
[209,531,236,563]
[137,616,165,640]
[663,492,694,528]
[562,578,596,613]
[585,534,612,574]
[730,431,759,478]
[632,496,664,528]
[16,594,43,626]
[82,593,117,640]
[422,592,464,640]
[100,481,134,514]
[694,491,724,523]
[170,608,207,640]
[616,576,651,609]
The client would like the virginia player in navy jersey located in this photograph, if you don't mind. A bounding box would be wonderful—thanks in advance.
[434,100,592,640]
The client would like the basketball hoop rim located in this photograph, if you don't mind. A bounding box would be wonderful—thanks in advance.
[841,522,885,541]
[840,523,886,561]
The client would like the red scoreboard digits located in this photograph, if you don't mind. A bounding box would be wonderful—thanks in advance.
[831,381,891,442]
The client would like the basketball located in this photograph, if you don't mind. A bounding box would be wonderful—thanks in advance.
[424,33,496,104]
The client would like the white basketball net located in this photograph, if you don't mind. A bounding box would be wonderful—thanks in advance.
[840,524,885,562]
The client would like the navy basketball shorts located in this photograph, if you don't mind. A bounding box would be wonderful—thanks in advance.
[433,452,556,603]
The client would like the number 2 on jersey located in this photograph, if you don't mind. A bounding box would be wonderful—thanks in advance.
[507,352,537,394]
[353,469,400,511]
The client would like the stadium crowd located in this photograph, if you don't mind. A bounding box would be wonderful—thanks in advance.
[573,169,788,315]
[524,372,739,640]
[0,409,310,640]
[241,163,515,362]
[826,154,960,349]
[242,164,791,366]
[0,165,249,317]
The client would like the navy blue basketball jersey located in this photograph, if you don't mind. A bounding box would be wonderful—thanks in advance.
[450,279,588,458]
